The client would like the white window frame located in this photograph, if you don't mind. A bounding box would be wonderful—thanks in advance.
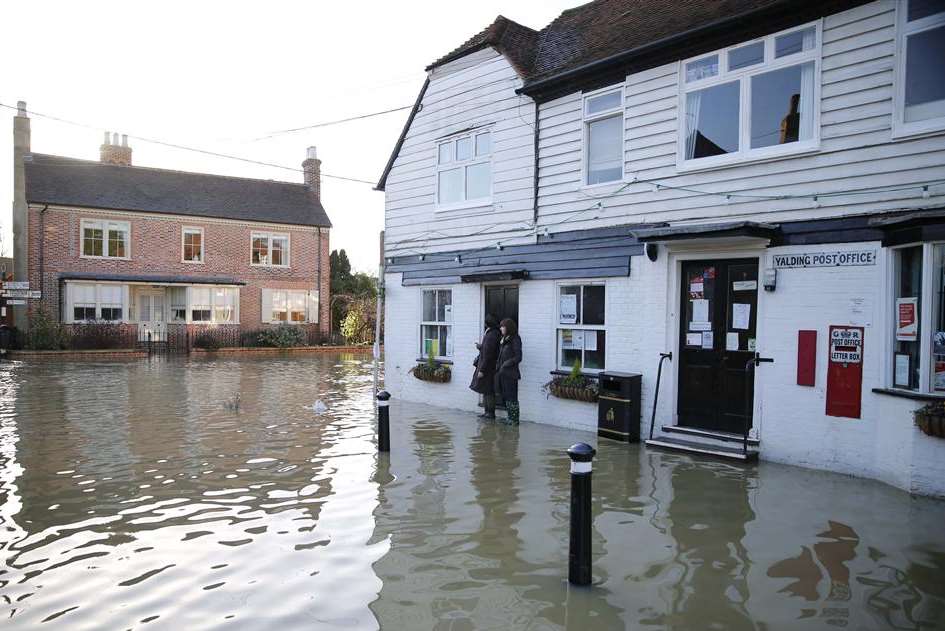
[893,1,945,139]
[181,226,205,264]
[555,281,607,372]
[250,232,290,268]
[581,85,626,188]
[419,288,453,359]
[80,219,131,260]
[66,282,129,323]
[433,128,493,212]
[262,288,317,324]
[676,20,822,172]
[185,285,241,324]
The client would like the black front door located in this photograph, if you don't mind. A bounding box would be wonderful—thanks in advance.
[677,259,759,433]
[484,285,519,326]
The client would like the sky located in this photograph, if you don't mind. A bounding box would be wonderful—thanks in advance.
[1,0,578,273]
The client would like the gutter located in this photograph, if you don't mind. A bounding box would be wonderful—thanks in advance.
[532,100,539,226]
[39,204,48,301]
[516,0,840,98]
[376,78,429,191]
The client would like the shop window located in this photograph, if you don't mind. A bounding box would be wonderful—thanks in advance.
[892,246,922,390]
[435,130,492,208]
[557,284,606,371]
[894,0,945,137]
[420,289,452,358]
[679,23,819,168]
[583,87,623,185]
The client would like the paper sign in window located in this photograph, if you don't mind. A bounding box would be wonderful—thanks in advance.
[702,331,714,350]
[686,333,702,346]
[560,295,577,324]
[896,297,918,342]
[584,331,597,352]
[732,303,751,330]
[726,332,740,351]
[692,299,709,323]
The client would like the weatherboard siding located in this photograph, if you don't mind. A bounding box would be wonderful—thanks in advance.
[536,1,945,233]
[383,49,535,257]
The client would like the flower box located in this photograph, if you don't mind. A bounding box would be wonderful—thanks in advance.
[547,380,599,403]
[914,402,945,438]
[411,363,451,383]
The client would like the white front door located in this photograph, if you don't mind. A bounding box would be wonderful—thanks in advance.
[137,292,167,342]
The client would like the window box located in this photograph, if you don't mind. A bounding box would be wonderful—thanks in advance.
[914,401,945,438]
[410,360,452,383]
[542,366,599,403]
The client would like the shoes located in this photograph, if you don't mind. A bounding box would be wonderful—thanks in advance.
[477,412,496,420]
[504,401,520,424]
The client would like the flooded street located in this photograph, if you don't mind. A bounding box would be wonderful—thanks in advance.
[0,354,943,629]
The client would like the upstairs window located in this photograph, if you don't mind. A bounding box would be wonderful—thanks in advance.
[679,23,820,168]
[251,232,289,267]
[583,88,624,185]
[81,219,130,259]
[894,0,945,137]
[182,227,204,263]
[435,130,492,208]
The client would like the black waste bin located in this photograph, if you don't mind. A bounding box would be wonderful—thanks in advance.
[597,371,641,442]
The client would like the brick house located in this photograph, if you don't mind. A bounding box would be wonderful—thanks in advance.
[11,103,331,343]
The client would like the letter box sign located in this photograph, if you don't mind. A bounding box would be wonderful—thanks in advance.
[826,326,864,419]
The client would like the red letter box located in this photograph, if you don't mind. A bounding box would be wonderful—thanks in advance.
[826,325,864,419]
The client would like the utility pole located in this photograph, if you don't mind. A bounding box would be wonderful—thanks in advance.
[373,230,384,404]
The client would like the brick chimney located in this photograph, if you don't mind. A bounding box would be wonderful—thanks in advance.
[302,146,321,200]
[100,131,132,166]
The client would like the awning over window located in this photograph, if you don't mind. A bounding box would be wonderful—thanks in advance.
[630,221,781,244]
[869,208,945,247]
[59,272,246,286]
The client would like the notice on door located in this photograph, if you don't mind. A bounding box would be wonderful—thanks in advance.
[896,297,918,341]
[732,303,751,330]
[692,299,709,324]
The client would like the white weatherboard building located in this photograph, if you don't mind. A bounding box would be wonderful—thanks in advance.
[377,0,945,497]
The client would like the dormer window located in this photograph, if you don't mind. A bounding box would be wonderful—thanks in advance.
[435,129,492,209]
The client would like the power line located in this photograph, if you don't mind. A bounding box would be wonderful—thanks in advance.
[253,105,413,141]
[0,102,379,186]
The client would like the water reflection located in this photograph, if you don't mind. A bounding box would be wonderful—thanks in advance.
[0,356,943,629]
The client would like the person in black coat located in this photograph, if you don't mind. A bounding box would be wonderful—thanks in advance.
[470,314,501,419]
[496,318,523,424]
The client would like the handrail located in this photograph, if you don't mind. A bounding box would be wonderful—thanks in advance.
[743,353,774,455]
[648,352,673,440]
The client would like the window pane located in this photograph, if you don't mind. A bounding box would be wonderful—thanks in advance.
[905,25,945,123]
[184,231,202,261]
[751,62,815,148]
[584,331,606,370]
[422,290,436,322]
[894,246,922,391]
[560,286,581,324]
[101,307,122,321]
[74,306,96,321]
[685,55,719,82]
[466,162,491,200]
[271,237,287,266]
[475,132,491,156]
[84,227,103,256]
[559,330,582,368]
[252,237,268,264]
[587,115,623,184]
[438,142,452,164]
[933,245,945,391]
[684,81,740,159]
[289,291,307,322]
[422,324,443,356]
[583,285,605,325]
[271,290,287,322]
[909,0,945,21]
[585,90,621,115]
[108,229,126,258]
[456,137,473,161]
[775,27,816,57]
[728,42,764,71]
[438,167,463,204]
[439,324,453,357]
[437,289,452,323]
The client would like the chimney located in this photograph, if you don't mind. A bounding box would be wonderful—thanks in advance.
[12,101,31,325]
[302,146,321,200]
[100,130,133,166]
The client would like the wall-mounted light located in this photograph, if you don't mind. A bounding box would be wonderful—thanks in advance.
[922,185,931,200]
[763,267,777,292]
[645,242,658,262]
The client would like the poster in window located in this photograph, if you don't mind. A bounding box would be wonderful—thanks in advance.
[894,352,911,389]
[559,294,577,324]
[701,331,714,350]
[732,303,751,330]
[692,299,709,324]
[896,297,918,341]
[561,329,584,350]
[584,330,598,352]
[686,332,702,346]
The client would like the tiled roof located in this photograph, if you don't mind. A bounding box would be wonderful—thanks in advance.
[24,153,331,228]
[427,15,539,77]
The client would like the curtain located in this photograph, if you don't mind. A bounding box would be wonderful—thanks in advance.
[797,28,816,142]
[684,90,702,160]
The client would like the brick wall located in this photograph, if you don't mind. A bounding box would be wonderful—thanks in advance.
[27,206,330,334]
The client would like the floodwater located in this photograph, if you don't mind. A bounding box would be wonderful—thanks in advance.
[1,355,944,630]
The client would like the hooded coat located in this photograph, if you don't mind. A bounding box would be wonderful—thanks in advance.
[469,324,500,394]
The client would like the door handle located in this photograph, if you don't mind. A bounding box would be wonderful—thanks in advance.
[752,352,774,367]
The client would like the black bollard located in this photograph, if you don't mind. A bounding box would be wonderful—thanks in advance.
[567,442,596,586]
[377,390,391,452]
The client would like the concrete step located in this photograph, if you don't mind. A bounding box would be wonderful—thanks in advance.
[645,437,759,462]
[661,425,760,446]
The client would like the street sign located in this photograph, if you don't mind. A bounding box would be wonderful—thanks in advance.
[5,299,26,305]
[1,281,29,290]
[1,290,40,299]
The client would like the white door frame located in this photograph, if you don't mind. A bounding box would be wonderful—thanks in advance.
[136,288,168,342]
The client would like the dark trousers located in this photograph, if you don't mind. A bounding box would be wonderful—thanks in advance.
[497,374,519,403]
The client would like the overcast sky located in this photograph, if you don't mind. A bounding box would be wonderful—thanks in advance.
[1,0,578,272]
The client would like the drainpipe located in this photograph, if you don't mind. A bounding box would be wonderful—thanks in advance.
[532,100,540,228]
[317,227,323,338]
[39,204,48,314]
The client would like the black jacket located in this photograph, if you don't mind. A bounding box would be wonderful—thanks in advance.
[496,333,523,381]
[470,326,500,394]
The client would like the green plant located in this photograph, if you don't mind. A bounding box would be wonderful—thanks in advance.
[562,359,585,387]
[26,307,69,350]
[340,297,376,344]
[427,346,436,369]
[194,332,223,350]
[256,324,306,348]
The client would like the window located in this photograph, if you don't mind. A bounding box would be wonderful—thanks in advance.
[72,284,97,322]
[251,232,289,267]
[182,227,204,263]
[68,283,126,322]
[169,287,187,322]
[583,88,624,185]
[213,288,237,323]
[191,287,212,322]
[435,130,492,208]
[679,23,819,168]
[81,219,130,259]
[263,289,317,324]
[557,284,606,371]
[420,289,452,358]
[99,285,123,321]
[894,0,945,137]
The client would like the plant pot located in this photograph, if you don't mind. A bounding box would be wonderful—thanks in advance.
[549,382,598,403]
[411,364,452,383]
[916,410,945,438]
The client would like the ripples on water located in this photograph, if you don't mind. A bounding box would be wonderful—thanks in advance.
[0,354,943,629]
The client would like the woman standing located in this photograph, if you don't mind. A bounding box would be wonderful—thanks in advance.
[496,318,523,424]
[470,314,501,420]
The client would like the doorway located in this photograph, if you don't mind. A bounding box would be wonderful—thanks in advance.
[137,290,167,342]
[483,285,519,409]
[677,258,759,434]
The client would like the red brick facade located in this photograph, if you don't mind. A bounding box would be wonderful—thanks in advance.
[28,205,330,335]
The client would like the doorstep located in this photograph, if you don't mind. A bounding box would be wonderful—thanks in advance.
[645,437,759,462]
[661,425,760,446]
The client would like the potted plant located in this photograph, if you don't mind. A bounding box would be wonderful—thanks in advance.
[914,401,945,438]
[410,348,452,383]
[542,359,599,403]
